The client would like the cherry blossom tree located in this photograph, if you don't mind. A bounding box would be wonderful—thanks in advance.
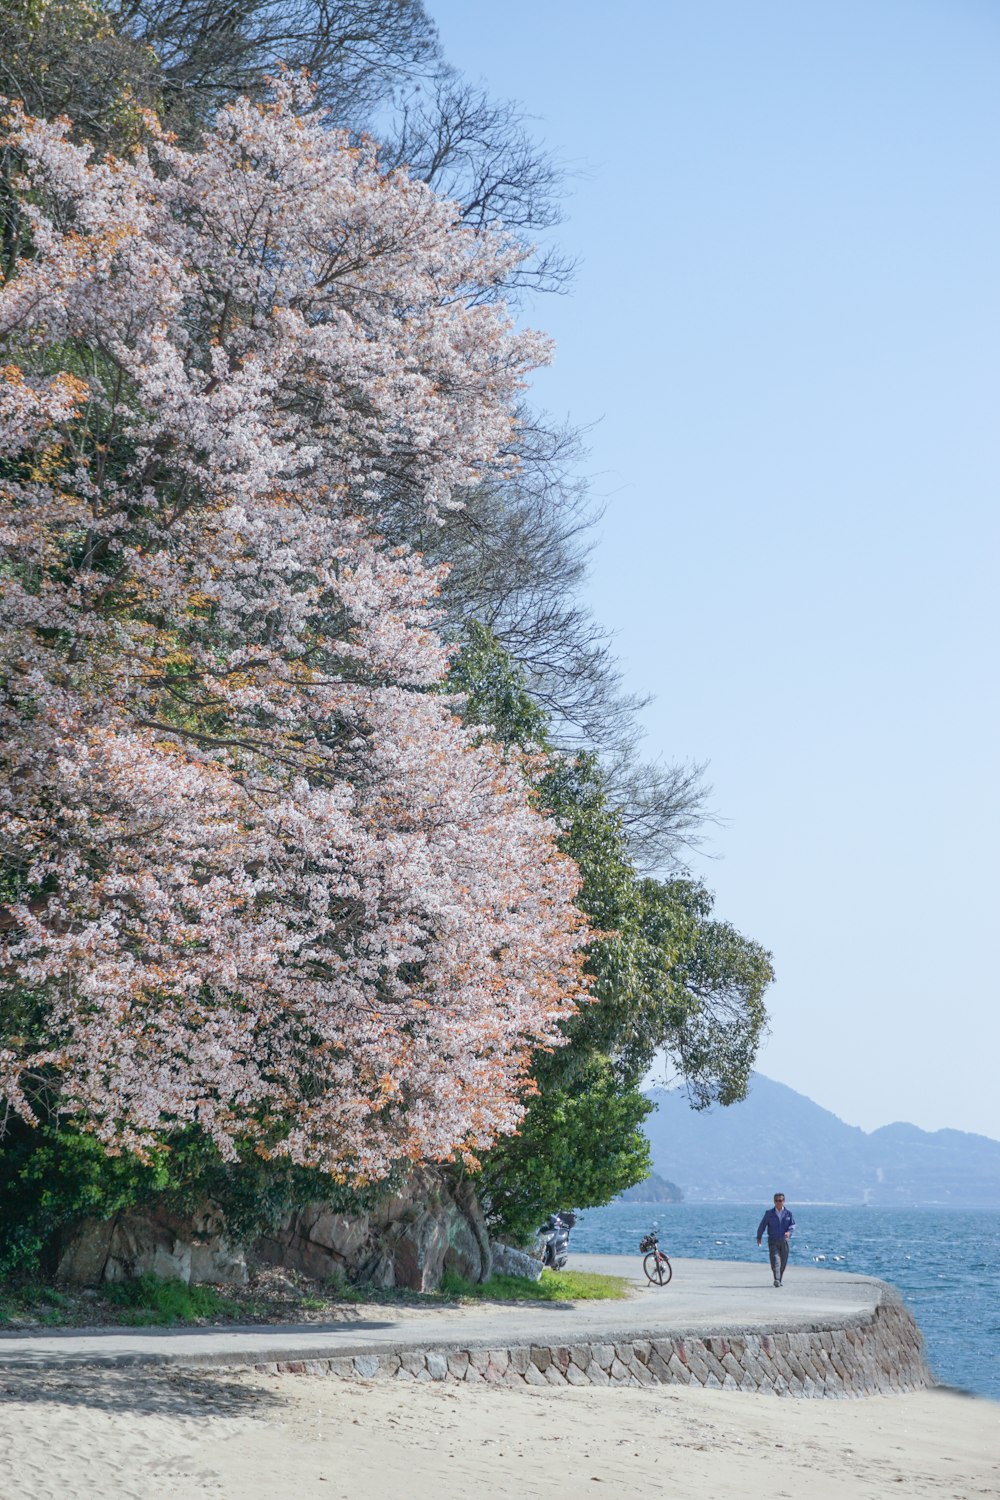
[0,83,586,1180]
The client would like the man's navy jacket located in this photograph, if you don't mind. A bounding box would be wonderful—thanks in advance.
[757,1207,796,1241]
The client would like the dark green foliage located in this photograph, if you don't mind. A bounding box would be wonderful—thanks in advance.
[447,625,771,1100]
[445,620,550,749]
[475,1058,652,1246]
[0,1120,169,1277]
[446,627,773,1242]
[0,1118,394,1279]
[537,749,658,1084]
[541,755,772,1099]
[648,881,772,1108]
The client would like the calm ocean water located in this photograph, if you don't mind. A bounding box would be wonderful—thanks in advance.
[571,1202,1000,1400]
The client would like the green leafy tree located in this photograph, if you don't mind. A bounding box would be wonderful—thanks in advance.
[636,878,772,1108]
[448,627,774,1242]
[474,1058,651,1247]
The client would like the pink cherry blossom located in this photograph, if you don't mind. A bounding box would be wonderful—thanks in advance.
[0,86,586,1178]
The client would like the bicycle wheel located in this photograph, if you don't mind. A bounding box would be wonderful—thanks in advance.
[643,1251,672,1286]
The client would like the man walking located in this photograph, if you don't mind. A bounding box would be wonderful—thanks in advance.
[757,1193,795,1286]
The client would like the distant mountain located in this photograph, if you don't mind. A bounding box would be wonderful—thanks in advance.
[644,1074,1000,1207]
[615,1170,684,1204]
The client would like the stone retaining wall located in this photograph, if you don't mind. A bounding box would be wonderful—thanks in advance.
[245,1289,931,1399]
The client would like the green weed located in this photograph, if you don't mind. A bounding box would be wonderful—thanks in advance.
[0,1282,73,1326]
[320,1267,363,1303]
[103,1274,242,1326]
[34,1285,70,1308]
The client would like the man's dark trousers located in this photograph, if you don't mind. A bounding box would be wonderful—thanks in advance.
[768,1237,789,1284]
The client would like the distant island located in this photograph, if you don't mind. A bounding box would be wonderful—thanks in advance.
[643,1073,1000,1207]
[615,1171,684,1205]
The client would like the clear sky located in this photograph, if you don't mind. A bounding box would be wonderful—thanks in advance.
[428,0,1000,1139]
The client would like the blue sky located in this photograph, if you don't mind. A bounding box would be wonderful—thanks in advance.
[429,1,1000,1138]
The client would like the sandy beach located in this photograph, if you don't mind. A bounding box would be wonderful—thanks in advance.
[0,1366,996,1500]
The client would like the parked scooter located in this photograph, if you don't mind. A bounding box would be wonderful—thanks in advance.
[539,1210,577,1269]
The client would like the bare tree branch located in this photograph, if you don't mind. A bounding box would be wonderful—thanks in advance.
[114,0,441,132]
[383,73,576,297]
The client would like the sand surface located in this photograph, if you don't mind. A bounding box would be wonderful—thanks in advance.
[0,1367,997,1500]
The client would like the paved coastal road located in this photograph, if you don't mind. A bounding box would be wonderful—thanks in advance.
[0,1257,884,1372]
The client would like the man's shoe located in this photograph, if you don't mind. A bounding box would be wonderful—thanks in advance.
[773,1279,780,1287]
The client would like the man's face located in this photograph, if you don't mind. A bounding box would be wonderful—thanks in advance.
[774,1196,785,1210]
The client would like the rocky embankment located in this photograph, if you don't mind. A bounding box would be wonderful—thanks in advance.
[259,1285,928,1398]
[57,1168,496,1292]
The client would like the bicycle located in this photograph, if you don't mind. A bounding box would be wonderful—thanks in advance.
[640,1230,672,1285]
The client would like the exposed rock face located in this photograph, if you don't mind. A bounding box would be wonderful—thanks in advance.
[489,1241,543,1281]
[57,1202,248,1287]
[254,1169,492,1292]
[57,1170,490,1292]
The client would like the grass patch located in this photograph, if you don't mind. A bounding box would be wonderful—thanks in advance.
[0,1283,74,1326]
[439,1268,629,1302]
[536,1269,631,1301]
[103,1274,243,1326]
[34,1286,71,1309]
[321,1268,363,1304]
[0,1264,629,1330]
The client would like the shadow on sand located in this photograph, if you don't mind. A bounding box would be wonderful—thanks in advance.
[0,1363,284,1418]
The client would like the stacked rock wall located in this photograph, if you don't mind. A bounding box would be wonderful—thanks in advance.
[245,1290,930,1398]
